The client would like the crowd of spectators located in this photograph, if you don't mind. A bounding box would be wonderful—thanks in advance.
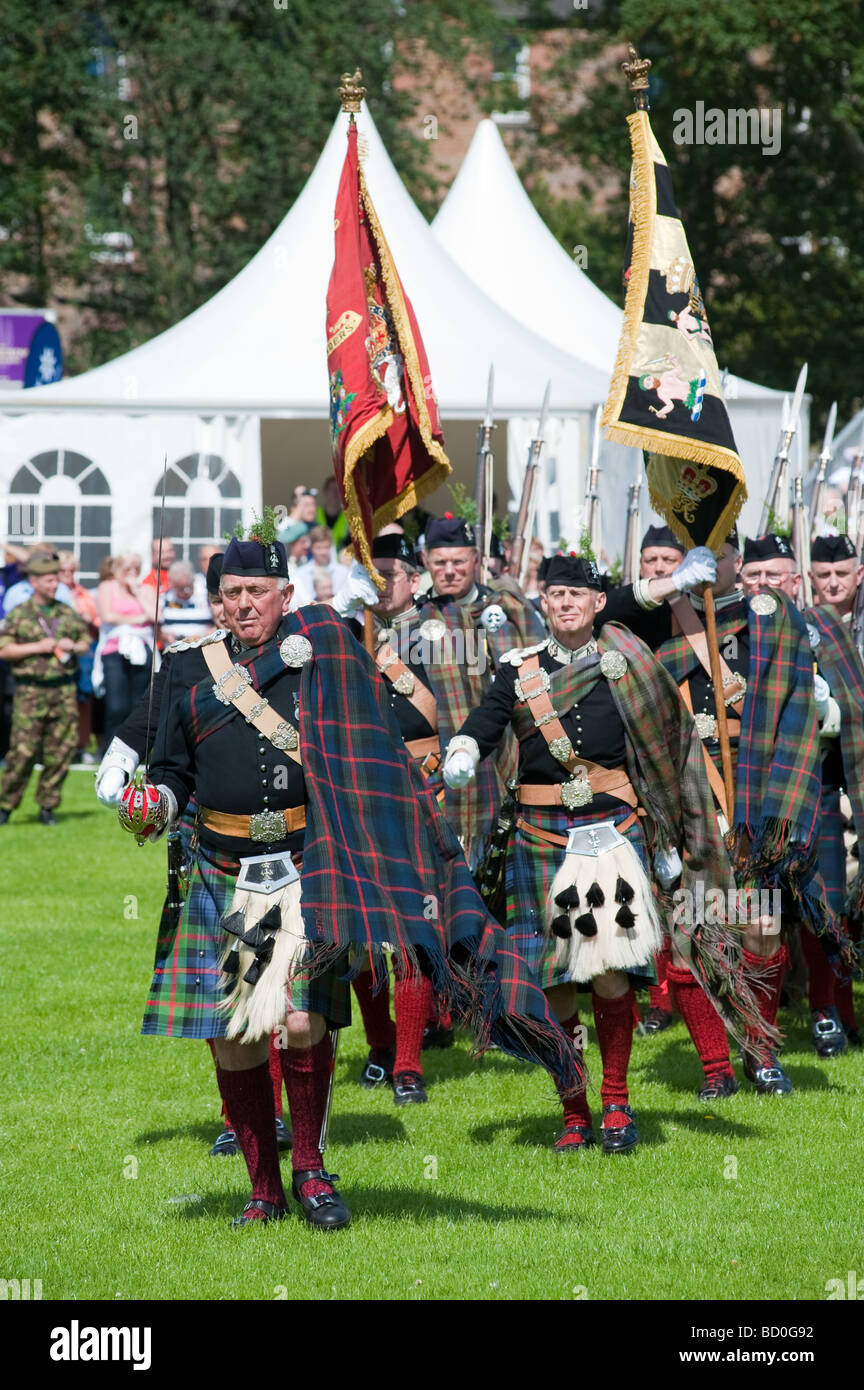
[1,471,532,767]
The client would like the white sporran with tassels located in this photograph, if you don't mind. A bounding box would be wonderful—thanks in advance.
[217,851,308,1040]
[545,820,661,981]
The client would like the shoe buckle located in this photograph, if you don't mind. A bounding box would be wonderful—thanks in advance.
[364,1063,387,1083]
[814,1016,841,1038]
[760,1067,783,1083]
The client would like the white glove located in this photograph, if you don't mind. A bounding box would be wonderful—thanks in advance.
[332,562,379,617]
[97,767,128,806]
[653,846,683,888]
[95,736,139,805]
[813,672,831,723]
[671,546,717,592]
[443,751,477,789]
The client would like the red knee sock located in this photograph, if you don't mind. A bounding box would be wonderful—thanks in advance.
[800,928,838,1014]
[352,969,396,1057]
[592,989,635,1120]
[268,1033,284,1117]
[667,963,733,1081]
[394,974,433,1076]
[281,1034,334,1199]
[557,1011,592,1132]
[648,939,674,1014]
[207,1040,231,1124]
[214,1063,285,1208]
[742,945,787,1039]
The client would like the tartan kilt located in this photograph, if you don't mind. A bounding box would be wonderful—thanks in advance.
[504,802,657,991]
[141,843,351,1039]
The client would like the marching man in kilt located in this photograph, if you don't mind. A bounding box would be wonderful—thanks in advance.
[611,529,854,1095]
[804,533,864,1048]
[122,531,579,1228]
[442,552,766,1153]
[417,513,545,871]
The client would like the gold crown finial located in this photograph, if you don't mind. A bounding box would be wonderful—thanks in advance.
[339,68,366,115]
[622,44,651,108]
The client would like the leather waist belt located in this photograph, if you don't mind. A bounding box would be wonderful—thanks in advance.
[516,809,640,848]
[15,674,76,688]
[405,735,441,774]
[518,764,638,809]
[200,805,306,840]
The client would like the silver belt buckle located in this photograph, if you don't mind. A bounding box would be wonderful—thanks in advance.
[248,809,288,842]
[236,850,300,896]
[565,820,627,858]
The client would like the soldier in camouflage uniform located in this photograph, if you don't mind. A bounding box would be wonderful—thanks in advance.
[0,552,91,825]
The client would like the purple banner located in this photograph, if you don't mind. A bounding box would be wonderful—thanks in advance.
[0,310,63,388]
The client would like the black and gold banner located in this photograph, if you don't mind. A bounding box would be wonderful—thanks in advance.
[601,110,746,551]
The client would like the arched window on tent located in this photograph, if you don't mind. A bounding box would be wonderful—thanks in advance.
[152,454,242,562]
[7,450,112,587]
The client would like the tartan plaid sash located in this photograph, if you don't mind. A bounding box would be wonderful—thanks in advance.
[806,604,864,923]
[417,585,541,845]
[279,606,582,1088]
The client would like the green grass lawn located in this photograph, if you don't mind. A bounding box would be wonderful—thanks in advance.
[1,771,862,1301]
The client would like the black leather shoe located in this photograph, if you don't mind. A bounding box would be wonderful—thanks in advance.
[846,1027,862,1048]
[231,1198,287,1228]
[359,1048,394,1088]
[0,810,10,826]
[698,1073,739,1102]
[392,1070,428,1105]
[601,1104,639,1154]
[210,1127,240,1157]
[811,1008,848,1059]
[38,808,57,826]
[741,1049,793,1095]
[422,1025,454,1050]
[641,1007,675,1035]
[291,1170,351,1230]
[554,1124,596,1151]
[274,1116,293,1150]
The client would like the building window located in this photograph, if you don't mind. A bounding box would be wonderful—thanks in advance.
[7,450,111,586]
[491,41,531,127]
[151,454,242,561]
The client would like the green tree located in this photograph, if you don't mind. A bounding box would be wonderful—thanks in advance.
[1,1,504,371]
[523,0,864,430]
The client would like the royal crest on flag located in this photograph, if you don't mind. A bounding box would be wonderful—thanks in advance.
[601,109,746,551]
[326,118,450,584]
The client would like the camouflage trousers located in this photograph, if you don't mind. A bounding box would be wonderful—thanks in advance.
[0,682,79,812]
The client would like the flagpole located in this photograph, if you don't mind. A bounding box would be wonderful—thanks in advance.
[622,44,735,819]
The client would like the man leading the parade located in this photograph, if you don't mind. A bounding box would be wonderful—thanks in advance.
[120,528,579,1229]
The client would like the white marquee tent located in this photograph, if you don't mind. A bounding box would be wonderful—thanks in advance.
[0,105,610,578]
[432,119,806,549]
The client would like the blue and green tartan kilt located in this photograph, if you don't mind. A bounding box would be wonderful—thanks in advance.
[504,802,656,992]
[141,843,351,1040]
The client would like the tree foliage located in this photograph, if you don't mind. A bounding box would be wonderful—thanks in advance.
[0,0,501,370]
[523,0,864,429]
